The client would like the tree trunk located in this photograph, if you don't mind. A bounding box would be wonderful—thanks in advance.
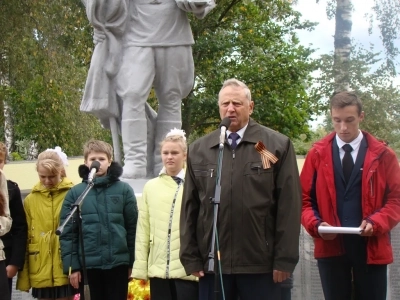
[334,0,352,92]
[3,99,14,157]
[27,140,38,160]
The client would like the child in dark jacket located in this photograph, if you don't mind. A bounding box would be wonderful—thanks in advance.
[0,169,13,300]
[59,139,138,300]
[0,142,27,296]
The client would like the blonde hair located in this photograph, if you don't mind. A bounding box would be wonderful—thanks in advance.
[36,150,67,178]
[0,170,8,216]
[83,139,113,160]
[218,78,252,103]
[160,129,187,154]
[0,142,7,162]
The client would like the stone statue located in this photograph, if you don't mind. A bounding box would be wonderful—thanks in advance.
[80,0,215,178]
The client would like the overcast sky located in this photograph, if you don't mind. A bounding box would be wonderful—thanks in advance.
[293,0,400,128]
[294,0,392,58]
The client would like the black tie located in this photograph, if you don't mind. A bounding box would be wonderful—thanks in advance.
[342,144,354,184]
[229,132,240,149]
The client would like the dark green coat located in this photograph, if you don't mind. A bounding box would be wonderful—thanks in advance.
[180,119,301,275]
[59,162,137,273]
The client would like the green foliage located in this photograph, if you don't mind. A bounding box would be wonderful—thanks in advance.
[0,0,110,156]
[1,0,317,155]
[183,0,318,140]
[370,0,400,75]
[310,44,400,156]
[292,126,328,155]
[10,152,24,161]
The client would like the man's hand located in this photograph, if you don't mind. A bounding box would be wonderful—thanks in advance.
[318,222,338,240]
[191,270,205,277]
[360,220,374,236]
[273,270,290,283]
[69,271,81,289]
[6,265,18,278]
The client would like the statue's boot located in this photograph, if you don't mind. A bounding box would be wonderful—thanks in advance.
[121,119,147,179]
[153,120,182,175]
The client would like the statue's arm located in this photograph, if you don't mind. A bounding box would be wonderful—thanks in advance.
[176,0,216,19]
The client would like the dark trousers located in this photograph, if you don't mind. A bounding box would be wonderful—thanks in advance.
[0,260,10,300]
[82,265,129,300]
[199,273,280,300]
[318,235,387,300]
[7,278,12,297]
[318,236,387,300]
[150,277,199,300]
[280,287,292,300]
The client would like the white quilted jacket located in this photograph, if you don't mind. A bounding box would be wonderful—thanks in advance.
[133,170,196,281]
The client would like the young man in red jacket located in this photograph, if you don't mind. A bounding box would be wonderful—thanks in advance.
[301,91,400,300]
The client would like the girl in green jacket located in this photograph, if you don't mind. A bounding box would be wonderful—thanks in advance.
[17,148,78,300]
[133,129,198,300]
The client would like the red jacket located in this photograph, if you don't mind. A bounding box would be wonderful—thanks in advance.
[301,131,400,264]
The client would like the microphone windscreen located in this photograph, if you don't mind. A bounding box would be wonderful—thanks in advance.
[219,117,231,129]
[90,161,101,171]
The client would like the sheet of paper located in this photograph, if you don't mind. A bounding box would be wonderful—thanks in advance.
[318,226,362,235]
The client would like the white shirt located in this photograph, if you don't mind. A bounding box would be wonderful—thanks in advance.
[227,124,248,146]
[336,131,363,163]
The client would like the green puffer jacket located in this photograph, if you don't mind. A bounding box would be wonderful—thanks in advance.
[16,177,74,291]
[59,162,137,274]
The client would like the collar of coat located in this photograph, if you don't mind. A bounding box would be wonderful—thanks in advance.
[78,161,123,182]
[205,118,266,149]
[312,130,388,158]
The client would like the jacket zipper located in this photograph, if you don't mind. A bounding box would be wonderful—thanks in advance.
[165,181,182,278]
[103,187,112,262]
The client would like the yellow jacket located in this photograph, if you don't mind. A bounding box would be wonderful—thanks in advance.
[133,170,196,281]
[17,178,73,290]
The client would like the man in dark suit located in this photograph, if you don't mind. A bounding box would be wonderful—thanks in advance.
[301,91,400,300]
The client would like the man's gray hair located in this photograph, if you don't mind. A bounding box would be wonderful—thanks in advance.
[219,78,252,102]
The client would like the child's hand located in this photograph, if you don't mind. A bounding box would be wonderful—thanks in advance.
[128,267,132,280]
[6,264,18,278]
[69,271,81,289]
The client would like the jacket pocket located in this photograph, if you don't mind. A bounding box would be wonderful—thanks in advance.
[28,243,41,274]
[192,164,217,196]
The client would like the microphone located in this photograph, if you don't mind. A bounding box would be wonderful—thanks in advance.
[88,161,101,183]
[219,117,231,148]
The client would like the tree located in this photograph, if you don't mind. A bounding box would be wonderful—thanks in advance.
[180,0,318,140]
[0,0,110,157]
[1,0,318,156]
[311,44,400,155]
[332,0,352,91]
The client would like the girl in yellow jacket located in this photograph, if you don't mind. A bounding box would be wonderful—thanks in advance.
[132,129,198,300]
[17,148,78,300]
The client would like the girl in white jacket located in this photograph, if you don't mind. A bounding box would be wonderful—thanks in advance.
[0,169,12,300]
[133,128,198,300]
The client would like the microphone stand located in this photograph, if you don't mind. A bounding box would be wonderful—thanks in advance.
[57,181,95,300]
[208,141,226,300]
